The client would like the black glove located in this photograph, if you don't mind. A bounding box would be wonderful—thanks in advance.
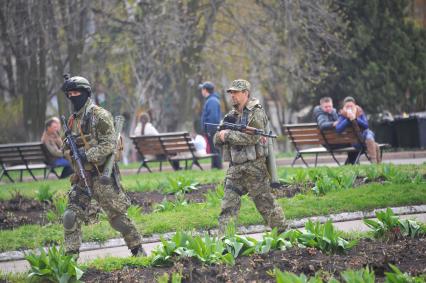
[76,148,88,163]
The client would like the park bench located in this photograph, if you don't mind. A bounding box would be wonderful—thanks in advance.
[0,142,61,182]
[283,123,389,167]
[131,132,216,173]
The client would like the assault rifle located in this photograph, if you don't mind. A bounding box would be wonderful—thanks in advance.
[205,122,277,138]
[61,115,92,197]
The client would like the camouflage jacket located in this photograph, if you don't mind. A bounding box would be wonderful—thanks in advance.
[64,99,115,170]
[214,98,269,164]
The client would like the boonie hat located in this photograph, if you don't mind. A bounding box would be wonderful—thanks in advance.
[226,79,250,93]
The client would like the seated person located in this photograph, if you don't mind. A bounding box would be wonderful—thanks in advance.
[134,113,159,136]
[336,96,381,163]
[313,97,358,164]
[313,96,338,130]
[41,117,73,178]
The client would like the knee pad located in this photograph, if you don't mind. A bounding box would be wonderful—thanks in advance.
[110,215,131,235]
[63,209,77,230]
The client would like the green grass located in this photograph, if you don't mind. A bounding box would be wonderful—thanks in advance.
[0,169,225,200]
[0,271,27,283]
[0,182,424,252]
[82,255,151,272]
[0,163,424,200]
[0,179,69,200]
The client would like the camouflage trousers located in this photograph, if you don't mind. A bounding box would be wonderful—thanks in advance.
[64,176,141,253]
[218,158,287,235]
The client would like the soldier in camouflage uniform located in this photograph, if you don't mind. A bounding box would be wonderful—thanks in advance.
[61,76,145,257]
[214,79,287,235]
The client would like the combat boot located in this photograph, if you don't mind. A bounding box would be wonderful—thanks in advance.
[276,223,289,235]
[365,139,378,164]
[130,245,147,257]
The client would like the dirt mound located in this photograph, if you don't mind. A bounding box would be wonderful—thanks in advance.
[82,236,426,282]
[0,195,50,229]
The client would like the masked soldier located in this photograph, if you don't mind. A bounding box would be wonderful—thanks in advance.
[61,75,145,257]
[214,79,287,235]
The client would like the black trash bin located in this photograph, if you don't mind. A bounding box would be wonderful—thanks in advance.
[370,120,398,147]
[393,116,426,148]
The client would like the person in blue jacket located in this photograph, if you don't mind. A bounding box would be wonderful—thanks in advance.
[336,96,381,163]
[313,97,358,164]
[200,81,223,169]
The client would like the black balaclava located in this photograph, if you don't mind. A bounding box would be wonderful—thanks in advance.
[70,90,89,112]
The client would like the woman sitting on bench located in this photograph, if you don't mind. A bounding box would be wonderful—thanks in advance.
[336,96,381,164]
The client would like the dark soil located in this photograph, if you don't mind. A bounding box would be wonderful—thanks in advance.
[127,183,217,213]
[82,236,426,283]
[0,195,51,229]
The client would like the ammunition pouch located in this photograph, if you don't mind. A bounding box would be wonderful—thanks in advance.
[228,140,268,165]
[222,145,231,162]
[230,145,256,164]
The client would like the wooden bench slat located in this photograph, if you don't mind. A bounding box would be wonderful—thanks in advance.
[291,140,324,146]
[283,122,388,167]
[0,142,60,182]
[131,132,216,173]
[285,128,321,135]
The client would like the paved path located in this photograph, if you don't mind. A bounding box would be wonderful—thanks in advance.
[1,211,425,274]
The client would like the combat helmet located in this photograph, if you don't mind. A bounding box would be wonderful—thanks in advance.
[61,74,92,96]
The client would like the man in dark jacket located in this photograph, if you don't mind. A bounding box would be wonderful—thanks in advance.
[200,81,222,169]
[313,97,338,130]
[313,97,358,164]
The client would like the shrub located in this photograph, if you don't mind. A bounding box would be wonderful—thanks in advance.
[364,208,422,239]
[127,205,143,222]
[36,185,54,203]
[312,175,340,195]
[222,234,257,258]
[151,231,193,266]
[46,192,68,223]
[364,166,381,181]
[385,264,425,283]
[25,246,83,283]
[381,164,419,184]
[274,268,326,283]
[273,267,374,283]
[164,175,199,194]
[298,220,357,253]
[187,235,234,265]
[282,169,309,185]
[151,231,234,266]
[311,169,357,195]
[153,192,188,213]
[205,183,224,207]
[251,228,292,254]
[341,266,375,283]
[157,272,183,283]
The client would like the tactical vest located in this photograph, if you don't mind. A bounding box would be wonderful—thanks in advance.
[69,102,105,170]
[223,104,268,165]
